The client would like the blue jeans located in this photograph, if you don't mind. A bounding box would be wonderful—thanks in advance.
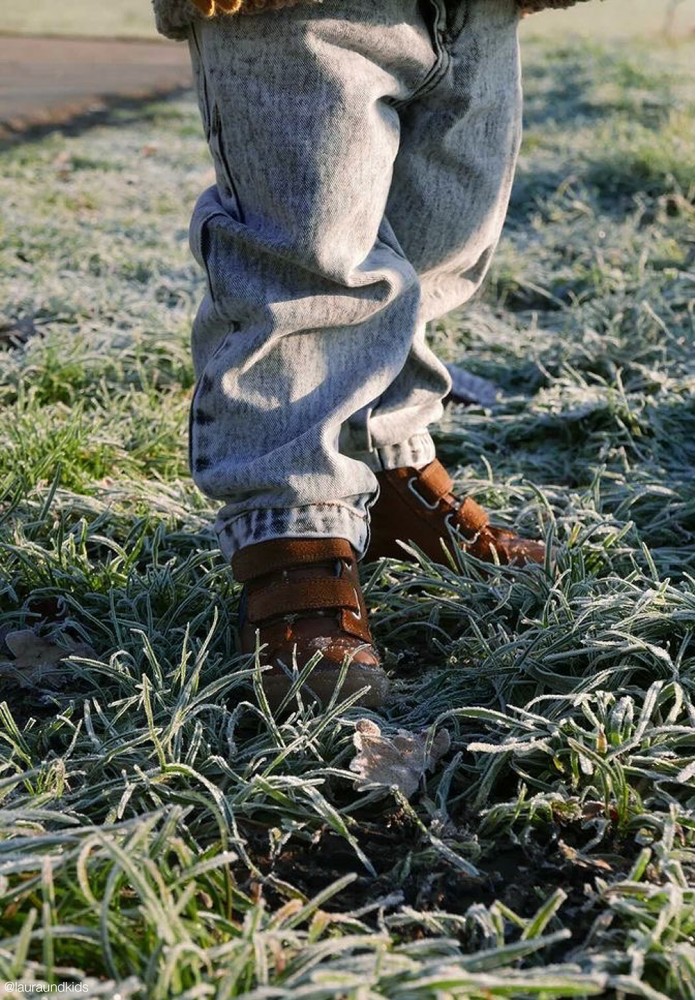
[187,0,522,560]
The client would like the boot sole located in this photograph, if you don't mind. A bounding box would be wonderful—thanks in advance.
[261,659,389,710]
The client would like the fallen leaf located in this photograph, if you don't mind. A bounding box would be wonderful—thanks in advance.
[0,629,96,689]
[581,801,606,820]
[558,840,613,871]
[350,719,450,798]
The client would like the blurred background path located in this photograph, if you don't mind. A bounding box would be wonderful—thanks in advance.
[0,35,190,141]
[0,0,691,142]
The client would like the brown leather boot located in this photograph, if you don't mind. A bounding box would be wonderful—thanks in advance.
[232,537,388,708]
[365,459,547,567]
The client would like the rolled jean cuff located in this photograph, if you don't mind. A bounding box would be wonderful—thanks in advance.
[351,432,436,474]
[216,502,370,564]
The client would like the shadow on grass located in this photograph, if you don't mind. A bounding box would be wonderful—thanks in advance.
[0,84,193,151]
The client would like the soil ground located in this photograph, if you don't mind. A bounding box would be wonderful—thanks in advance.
[0,34,191,141]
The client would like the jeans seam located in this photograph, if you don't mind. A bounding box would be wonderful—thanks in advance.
[189,25,211,140]
[444,0,470,44]
[210,104,246,224]
[393,0,450,109]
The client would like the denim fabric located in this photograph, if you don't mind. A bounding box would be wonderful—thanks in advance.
[187,0,522,560]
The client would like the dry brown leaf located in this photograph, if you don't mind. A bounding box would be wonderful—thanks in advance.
[558,840,614,871]
[0,629,96,689]
[350,719,451,798]
[582,800,607,820]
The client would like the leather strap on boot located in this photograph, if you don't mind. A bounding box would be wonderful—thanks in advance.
[232,537,355,580]
[404,463,490,541]
[366,460,546,566]
[232,537,372,643]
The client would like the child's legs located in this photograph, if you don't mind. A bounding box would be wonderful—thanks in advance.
[187,0,443,560]
[394,0,522,317]
[345,0,522,462]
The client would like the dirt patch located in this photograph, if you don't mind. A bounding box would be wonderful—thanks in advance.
[238,804,641,949]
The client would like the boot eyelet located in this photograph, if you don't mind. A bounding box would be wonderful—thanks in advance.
[407,476,441,510]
